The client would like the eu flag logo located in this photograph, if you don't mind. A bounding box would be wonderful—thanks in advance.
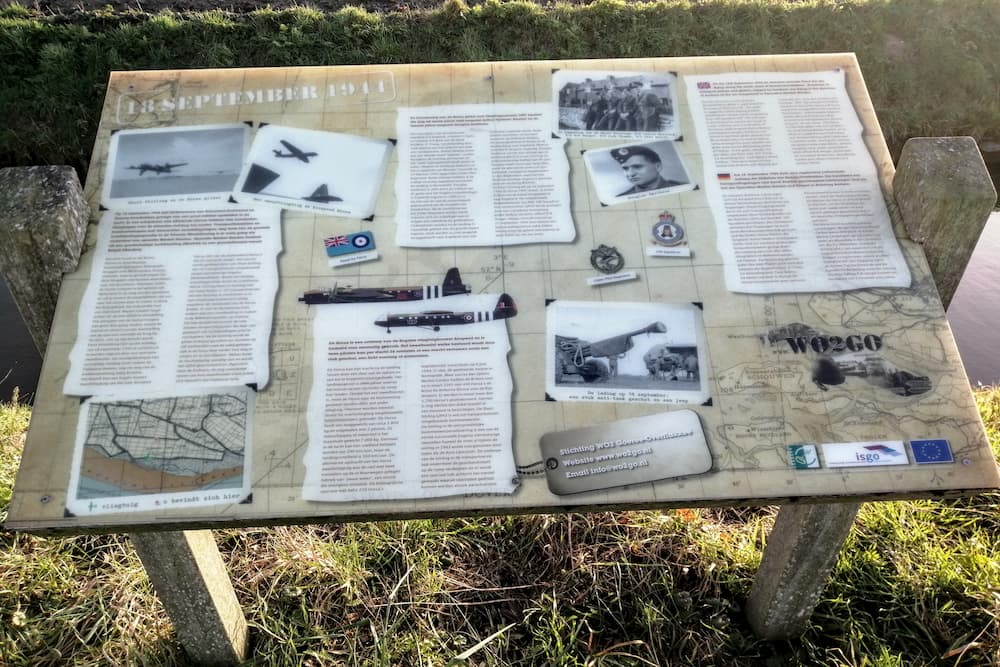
[910,439,954,464]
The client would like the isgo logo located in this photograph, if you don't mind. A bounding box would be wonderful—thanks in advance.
[822,441,908,468]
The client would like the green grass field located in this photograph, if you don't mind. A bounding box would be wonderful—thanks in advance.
[1,0,999,177]
[2,388,999,666]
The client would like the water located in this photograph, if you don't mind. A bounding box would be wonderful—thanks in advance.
[946,212,1000,386]
[2,214,999,403]
[0,276,42,404]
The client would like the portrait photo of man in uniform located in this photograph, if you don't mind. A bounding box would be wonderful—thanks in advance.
[613,145,685,196]
[582,140,695,206]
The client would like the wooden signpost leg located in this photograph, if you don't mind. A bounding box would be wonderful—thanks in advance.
[0,166,249,665]
[747,137,997,639]
[131,531,248,665]
[746,502,859,639]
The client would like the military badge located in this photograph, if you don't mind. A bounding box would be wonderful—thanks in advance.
[590,244,625,274]
[652,212,684,246]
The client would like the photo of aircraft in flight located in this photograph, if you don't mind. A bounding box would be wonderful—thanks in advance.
[302,184,343,203]
[127,162,188,175]
[299,268,470,305]
[272,140,318,163]
[375,294,517,332]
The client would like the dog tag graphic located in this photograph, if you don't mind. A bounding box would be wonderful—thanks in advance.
[540,410,712,495]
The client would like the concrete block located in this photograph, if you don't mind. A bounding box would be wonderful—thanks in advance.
[0,166,89,353]
[894,137,997,308]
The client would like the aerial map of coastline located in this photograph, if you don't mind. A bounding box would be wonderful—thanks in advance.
[67,391,252,515]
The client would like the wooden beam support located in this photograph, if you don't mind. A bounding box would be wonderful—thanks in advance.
[130,531,248,665]
[746,503,859,639]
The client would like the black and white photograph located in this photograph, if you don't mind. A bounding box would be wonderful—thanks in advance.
[546,300,710,405]
[583,140,696,206]
[553,70,680,140]
[102,124,250,209]
[233,125,393,219]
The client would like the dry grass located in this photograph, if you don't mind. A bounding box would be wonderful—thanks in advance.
[2,391,1000,664]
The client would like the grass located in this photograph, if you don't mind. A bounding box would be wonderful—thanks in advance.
[1,388,999,665]
[0,0,999,177]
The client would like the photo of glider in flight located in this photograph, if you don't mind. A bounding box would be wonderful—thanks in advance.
[302,184,343,203]
[127,162,188,175]
[299,268,470,305]
[375,294,517,332]
[272,140,318,163]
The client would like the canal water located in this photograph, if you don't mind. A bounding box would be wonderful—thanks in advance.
[0,277,42,403]
[945,212,1000,387]
[2,213,999,403]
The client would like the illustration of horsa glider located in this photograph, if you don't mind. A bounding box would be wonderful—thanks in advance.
[299,268,470,305]
[272,140,318,163]
[375,294,517,332]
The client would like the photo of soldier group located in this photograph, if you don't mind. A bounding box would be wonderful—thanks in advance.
[552,70,680,139]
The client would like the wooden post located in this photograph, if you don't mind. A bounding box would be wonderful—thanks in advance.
[746,502,860,639]
[130,531,248,665]
[0,166,248,666]
[746,137,997,639]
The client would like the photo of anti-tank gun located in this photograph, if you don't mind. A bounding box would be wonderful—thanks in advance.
[555,322,667,383]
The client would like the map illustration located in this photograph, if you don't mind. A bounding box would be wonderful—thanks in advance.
[707,286,985,479]
[67,392,252,515]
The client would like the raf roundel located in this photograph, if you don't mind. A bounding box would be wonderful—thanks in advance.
[352,235,371,248]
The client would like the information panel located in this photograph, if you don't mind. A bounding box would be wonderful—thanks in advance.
[8,54,997,533]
